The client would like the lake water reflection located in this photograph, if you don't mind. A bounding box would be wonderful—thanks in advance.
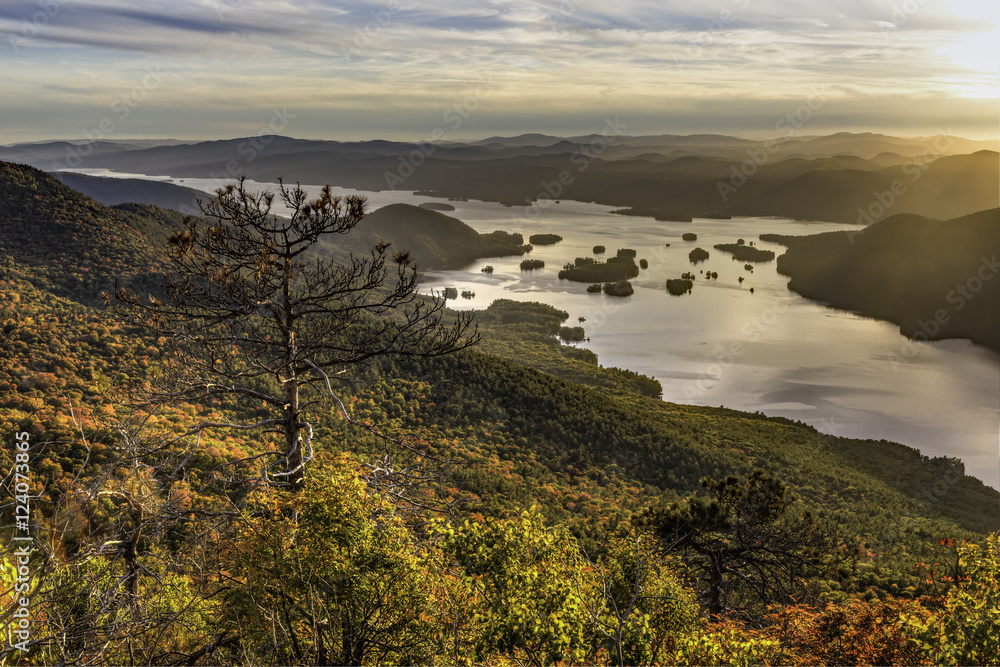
[418,198,1000,491]
[65,170,1000,489]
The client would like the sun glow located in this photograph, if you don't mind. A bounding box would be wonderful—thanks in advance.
[935,0,1000,95]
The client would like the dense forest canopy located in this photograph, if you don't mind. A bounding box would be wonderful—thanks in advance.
[0,162,998,665]
[764,208,1000,352]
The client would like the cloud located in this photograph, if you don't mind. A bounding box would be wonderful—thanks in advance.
[0,0,306,54]
[0,0,995,142]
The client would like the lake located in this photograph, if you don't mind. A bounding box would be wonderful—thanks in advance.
[66,169,1000,489]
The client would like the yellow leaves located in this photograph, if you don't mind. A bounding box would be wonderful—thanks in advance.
[0,557,17,608]
[913,532,1000,664]
[673,620,784,667]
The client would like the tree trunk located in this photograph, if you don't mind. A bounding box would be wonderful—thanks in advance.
[708,552,724,618]
[283,254,304,491]
[284,374,303,491]
[339,616,364,666]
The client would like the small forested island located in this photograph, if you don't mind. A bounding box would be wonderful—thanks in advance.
[666,278,694,295]
[520,259,545,270]
[418,201,456,211]
[610,207,694,222]
[682,232,698,241]
[593,245,605,253]
[558,325,586,341]
[602,280,634,296]
[558,250,640,282]
[688,247,710,263]
[714,241,776,263]
[529,233,563,245]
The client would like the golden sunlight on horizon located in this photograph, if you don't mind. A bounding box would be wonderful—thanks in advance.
[935,0,1000,97]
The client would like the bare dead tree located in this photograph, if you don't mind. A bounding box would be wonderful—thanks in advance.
[1,398,242,667]
[110,177,478,491]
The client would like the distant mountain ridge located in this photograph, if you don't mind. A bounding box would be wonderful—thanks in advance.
[4,132,992,224]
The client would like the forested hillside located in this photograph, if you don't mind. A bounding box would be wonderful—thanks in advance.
[764,208,1000,352]
[357,203,526,269]
[1,166,997,665]
[0,162,186,303]
[51,172,207,213]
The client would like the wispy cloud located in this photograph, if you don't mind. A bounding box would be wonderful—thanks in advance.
[0,0,996,141]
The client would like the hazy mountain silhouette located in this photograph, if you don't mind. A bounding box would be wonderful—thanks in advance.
[51,172,210,213]
[3,133,995,224]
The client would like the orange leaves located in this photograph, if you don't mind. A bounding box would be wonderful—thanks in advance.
[763,597,934,666]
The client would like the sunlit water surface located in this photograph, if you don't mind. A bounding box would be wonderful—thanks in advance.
[67,169,1000,489]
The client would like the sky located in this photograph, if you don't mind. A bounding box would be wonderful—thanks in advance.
[1,0,998,143]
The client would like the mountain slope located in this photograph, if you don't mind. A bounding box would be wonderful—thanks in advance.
[731,151,999,223]
[0,161,185,300]
[357,203,525,269]
[0,170,996,614]
[765,208,1000,351]
[6,132,994,224]
[51,172,210,214]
